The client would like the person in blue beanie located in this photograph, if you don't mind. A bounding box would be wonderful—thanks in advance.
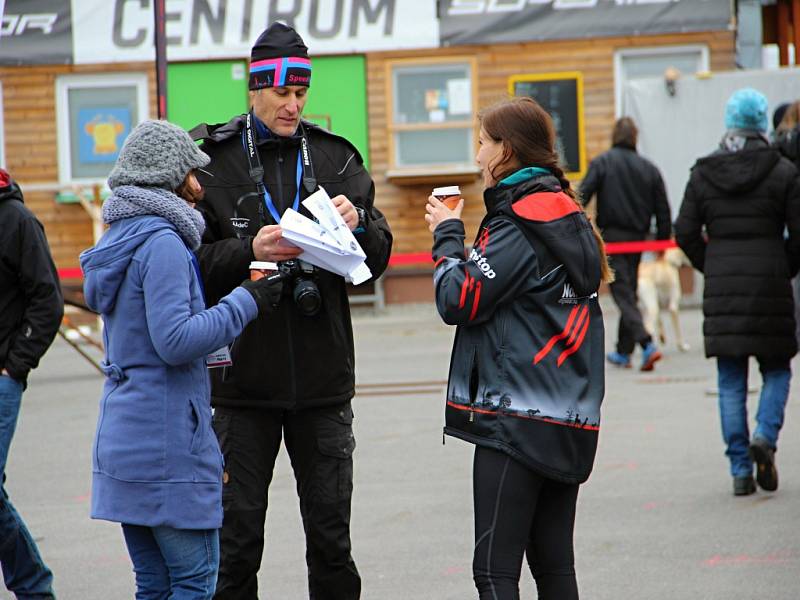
[79,120,284,599]
[675,88,800,496]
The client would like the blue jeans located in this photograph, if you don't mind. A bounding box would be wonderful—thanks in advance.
[717,357,791,478]
[122,524,219,599]
[0,375,55,599]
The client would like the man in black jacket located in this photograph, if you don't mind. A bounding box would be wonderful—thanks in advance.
[580,117,671,371]
[192,23,392,599]
[0,169,63,599]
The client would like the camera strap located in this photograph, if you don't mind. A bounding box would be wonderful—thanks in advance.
[242,113,316,225]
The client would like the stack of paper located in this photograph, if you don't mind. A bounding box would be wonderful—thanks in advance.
[280,187,373,285]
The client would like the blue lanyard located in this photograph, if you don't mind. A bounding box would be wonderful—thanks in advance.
[189,252,206,303]
[241,115,305,225]
[261,151,303,224]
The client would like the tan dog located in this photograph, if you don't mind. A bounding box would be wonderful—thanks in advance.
[638,247,692,352]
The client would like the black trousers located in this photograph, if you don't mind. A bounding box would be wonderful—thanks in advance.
[212,402,360,600]
[473,446,580,600]
[608,252,652,355]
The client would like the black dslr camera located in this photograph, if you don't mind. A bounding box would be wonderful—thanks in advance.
[277,259,322,316]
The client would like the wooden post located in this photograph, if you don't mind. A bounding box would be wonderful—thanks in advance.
[778,0,791,66]
[154,0,168,119]
[792,0,800,65]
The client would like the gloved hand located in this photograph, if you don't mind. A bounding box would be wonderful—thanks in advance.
[241,273,285,314]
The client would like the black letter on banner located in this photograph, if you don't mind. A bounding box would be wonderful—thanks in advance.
[350,0,394,36]
[309,0,343,38]
[268,0,301,28]
[113,0,148,47]
[191,0,226,44]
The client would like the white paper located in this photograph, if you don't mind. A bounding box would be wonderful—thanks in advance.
[280,188,372,285]
[429,109,446,123]
[447,78,472,115]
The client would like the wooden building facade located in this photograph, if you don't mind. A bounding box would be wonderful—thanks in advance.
[368,30,736,302]
[0,29,735,302]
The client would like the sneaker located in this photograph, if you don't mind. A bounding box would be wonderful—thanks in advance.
[606,351,631,368]
[749,438,778,492]
[733,475,756,496]
[640,343,662,372]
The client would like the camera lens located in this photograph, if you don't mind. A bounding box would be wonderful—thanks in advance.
[293,279,322,316]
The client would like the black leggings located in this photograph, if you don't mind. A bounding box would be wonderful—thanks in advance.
[472,446,580,600]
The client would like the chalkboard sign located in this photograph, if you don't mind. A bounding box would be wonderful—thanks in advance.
[509,72,586,179]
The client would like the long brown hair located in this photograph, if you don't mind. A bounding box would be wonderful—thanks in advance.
[479,97,613,283]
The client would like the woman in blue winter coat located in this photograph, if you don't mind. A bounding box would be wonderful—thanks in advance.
[425,97,612,599]
[80,120,283,599]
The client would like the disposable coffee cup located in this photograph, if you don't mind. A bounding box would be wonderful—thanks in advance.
[433,185,462,210]
[249,261,278,281]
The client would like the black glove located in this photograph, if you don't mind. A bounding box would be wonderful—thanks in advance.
[241,273,284,314]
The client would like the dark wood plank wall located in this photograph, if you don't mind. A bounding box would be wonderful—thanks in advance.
[366,31,736,260]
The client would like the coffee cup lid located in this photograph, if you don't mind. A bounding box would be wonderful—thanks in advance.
[433,185,461,196]
[249,261,278,270]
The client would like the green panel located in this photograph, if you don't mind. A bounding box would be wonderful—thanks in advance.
[167,61,248,132]
[167,57,369,168]
[303,55,370,168]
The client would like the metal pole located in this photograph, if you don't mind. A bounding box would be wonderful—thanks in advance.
[154,0,168,119]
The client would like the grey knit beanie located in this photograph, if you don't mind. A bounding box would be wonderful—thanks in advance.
[107,120,210,190]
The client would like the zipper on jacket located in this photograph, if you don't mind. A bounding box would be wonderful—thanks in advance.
[275,150,284,215]
[468,346,478,423]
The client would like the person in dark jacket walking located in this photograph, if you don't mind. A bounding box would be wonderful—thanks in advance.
[190,23,392,599]
[773,100,800,169]
[675,88,800,496]
[80,120,284,599]
[0,169,63,600]
[580,117,671,371]
[426,97,611,600]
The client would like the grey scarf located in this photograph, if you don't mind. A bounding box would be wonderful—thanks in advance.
[102,185,205,250]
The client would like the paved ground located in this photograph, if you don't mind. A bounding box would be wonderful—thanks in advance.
[3,299,800,599]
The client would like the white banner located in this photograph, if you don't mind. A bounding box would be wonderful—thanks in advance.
[71,0,439,64]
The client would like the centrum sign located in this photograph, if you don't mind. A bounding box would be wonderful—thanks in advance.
[440,0,732,45]
[72,0,438,64]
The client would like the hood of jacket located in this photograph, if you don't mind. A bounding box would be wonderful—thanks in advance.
[0,181,23,205]
[695,139,780,195]
[80,216,177,314]
[485,172,601,297]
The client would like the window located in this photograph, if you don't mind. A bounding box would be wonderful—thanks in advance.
[615,45,709,117]
[55,73,149,184]
[386,57,478,177]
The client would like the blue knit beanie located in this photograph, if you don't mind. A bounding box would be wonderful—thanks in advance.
[724,88,768,133]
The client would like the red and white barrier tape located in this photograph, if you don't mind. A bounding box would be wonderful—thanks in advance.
[56,239,677,278]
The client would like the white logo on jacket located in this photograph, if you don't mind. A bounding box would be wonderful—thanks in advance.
[469,248,496,279]
[230,218,250,229]
[559,282,578,304]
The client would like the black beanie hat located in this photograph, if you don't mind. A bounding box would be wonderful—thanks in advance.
[249,23,311,90]
[773,103,790,131]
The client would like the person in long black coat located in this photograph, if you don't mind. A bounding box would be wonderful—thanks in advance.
[675,88,800,497]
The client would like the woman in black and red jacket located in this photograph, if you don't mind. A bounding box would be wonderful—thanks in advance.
[425,97,612,600]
